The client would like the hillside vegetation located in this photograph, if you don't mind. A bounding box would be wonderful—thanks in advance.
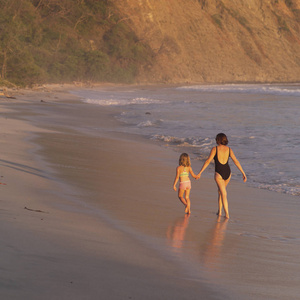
[0,0,300,86]
[0,0,154,86]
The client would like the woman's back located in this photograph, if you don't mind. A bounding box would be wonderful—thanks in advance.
[215,145,230,164]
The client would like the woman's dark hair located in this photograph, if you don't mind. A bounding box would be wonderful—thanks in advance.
[216,133,228,145]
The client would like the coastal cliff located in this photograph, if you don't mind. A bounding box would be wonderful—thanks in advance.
[113,0,300,83]
[0,0,299,85]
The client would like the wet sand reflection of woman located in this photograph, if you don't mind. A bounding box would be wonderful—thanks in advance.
[202,216,229,270]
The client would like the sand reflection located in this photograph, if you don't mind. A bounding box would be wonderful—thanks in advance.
[202,216,228,270]
[166,214,190,252]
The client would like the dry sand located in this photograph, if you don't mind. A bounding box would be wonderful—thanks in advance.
[0,86,299,299]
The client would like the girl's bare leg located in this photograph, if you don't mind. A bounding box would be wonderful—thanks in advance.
[178,189,187,210]
[215,173,231,218]
[185,189,191,214]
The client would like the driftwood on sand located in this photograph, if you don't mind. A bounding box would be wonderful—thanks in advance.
[24,207,49,214]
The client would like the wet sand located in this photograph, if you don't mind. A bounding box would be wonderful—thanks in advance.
[0,86,299,299]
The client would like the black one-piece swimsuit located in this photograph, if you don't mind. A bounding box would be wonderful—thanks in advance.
[214,147,231,180]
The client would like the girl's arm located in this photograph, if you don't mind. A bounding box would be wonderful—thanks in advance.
[197,147,216,178]
[230,149,247,182]
[173,166,180,191]
[189,167,198,179]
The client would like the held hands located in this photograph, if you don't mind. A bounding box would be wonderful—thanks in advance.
[196,174,201,180]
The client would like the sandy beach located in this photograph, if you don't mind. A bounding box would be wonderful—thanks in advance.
[1,86,299,299]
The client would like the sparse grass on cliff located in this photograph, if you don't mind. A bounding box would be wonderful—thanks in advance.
[211,14,223,29]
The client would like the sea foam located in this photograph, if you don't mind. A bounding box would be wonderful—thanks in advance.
[177,84,300,97]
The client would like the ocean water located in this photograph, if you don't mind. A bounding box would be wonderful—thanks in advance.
[72,84,300,197]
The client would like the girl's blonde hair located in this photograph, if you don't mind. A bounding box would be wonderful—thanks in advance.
[179,153,191,167]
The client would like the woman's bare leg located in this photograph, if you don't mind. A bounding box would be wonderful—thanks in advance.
[215,173,231,218]
[217,190,222,216]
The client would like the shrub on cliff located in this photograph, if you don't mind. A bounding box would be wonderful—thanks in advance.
[0,0,154,86]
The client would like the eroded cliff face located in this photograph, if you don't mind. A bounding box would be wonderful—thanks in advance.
[113,0,300,83]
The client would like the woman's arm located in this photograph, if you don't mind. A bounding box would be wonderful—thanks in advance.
[197,147,216,178]
[173,166,180,191]
[230,149,247,182]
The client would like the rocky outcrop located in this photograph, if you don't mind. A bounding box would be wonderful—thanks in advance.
[113,0,300,83]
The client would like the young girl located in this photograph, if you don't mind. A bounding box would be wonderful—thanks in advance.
[173,153,197,214]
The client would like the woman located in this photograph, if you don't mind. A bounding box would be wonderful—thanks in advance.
[197,133,247,219]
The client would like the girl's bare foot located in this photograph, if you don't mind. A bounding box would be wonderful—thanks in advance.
[186,205,191,214]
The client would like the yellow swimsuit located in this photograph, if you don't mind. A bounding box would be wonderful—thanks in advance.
[179,167,191,190]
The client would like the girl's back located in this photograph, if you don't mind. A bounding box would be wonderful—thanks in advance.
[179,166,190,181]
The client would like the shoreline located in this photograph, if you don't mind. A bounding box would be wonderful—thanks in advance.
[1,80,300,96]
[1,86,300,299]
